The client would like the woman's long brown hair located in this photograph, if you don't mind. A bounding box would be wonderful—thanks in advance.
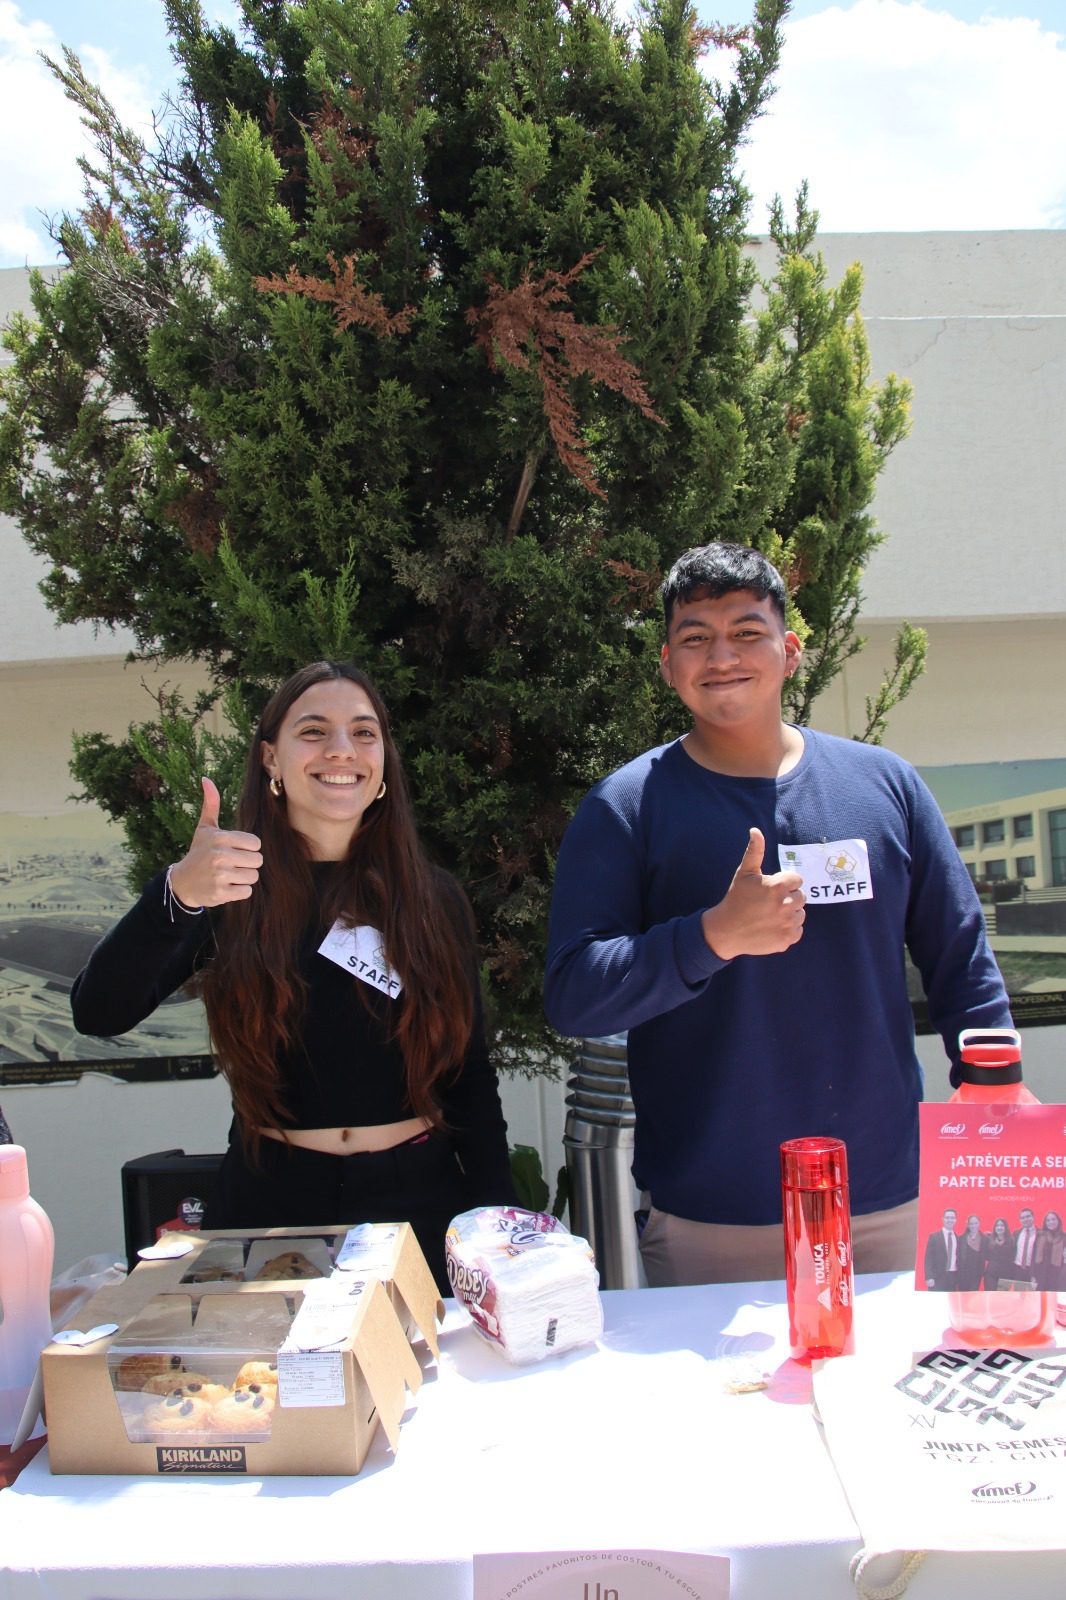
[199,662,476,1158]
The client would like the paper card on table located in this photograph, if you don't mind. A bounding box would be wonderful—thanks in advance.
[915,1102,1066,1292]
[472,1550,729,1600]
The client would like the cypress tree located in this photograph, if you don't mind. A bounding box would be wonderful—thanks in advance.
[0,0,917,1061]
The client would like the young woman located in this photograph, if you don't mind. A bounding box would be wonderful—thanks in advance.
[982,1217,1016,1288]
[955,1213,987,1291]
[71,662,516,1290]
[1034,1210,1066,1293]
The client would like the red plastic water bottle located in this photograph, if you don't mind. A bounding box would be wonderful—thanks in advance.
[947,1028,1055,1347]
[780,1136,854,1361]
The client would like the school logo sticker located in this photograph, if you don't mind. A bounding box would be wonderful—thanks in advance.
[826,849,857,880]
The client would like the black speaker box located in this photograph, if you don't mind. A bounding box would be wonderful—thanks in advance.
[120,1148,225,1268]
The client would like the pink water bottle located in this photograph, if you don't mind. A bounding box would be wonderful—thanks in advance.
[780,1136,854,1361]
[946,1028,1055,1347]
[0,1145,54,1444]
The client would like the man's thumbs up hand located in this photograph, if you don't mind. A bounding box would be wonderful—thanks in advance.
[701,826,806,961]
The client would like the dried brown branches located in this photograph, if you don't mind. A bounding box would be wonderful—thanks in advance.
[307,91,371,194]
[254,253,414,336]
[468,252,662,499]
[604,557,662,610]
[165,470,222,556]
[690,22,752,53]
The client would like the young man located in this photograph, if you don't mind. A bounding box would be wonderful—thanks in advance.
[1013,1207,1039,1276]
[544,543,1012,1286]
[923,1208,960,1291]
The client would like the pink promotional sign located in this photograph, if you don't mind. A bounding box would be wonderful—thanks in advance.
[916,1102,1066,1292]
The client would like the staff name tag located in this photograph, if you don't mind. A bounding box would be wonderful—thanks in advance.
[318,921,403,995]
[777,838,873,904]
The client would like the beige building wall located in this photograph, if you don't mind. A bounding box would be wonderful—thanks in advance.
[3,236,1066,1265]
[781,231,1066,766]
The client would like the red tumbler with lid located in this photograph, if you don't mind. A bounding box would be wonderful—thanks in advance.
[780,1136,855,1361]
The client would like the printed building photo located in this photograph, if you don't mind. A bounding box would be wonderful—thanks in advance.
[914,761,1066,1031]
[0,812,211,1079]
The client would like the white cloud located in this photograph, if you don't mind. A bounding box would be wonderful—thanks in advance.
[0,216,46,263]
[0,1,156,268]
[4,0,1064,268]
[736,0,1066,231]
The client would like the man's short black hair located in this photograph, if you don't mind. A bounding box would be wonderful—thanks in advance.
[661,542,788,629]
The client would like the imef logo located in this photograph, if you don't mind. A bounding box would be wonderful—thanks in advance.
[939,1121,966,1138]
[979,1122,1004,1138]
[972,1479,1038,1500]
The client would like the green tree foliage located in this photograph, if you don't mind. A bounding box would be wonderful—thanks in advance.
[0,0,920,1066]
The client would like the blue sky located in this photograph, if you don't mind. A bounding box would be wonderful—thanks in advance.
[21,0,1066,63]
[2,0,1064,265]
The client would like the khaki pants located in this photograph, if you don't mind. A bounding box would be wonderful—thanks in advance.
[639,1195,919,1288]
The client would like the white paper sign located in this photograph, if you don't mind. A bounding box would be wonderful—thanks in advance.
[317,921,403,995]
[472,1550,729,1600]
[137,1235,197,1260]
[778,837,873,903]
[283,1276,369,1352]
[334,1222,400,1276]
[814,1344,1066,1554]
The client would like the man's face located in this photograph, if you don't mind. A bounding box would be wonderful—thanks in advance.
[660,590,801,733]
[943,1210,957,1230]
[1020,1209,1035,1229]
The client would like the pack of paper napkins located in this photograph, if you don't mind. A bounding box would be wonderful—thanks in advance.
[445,1207,603,1364]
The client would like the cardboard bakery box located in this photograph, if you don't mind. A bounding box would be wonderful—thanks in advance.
[171,1222,444,1357]
[42,1223,443,1476]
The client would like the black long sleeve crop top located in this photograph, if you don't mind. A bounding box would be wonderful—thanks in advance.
[70,865,515,1202]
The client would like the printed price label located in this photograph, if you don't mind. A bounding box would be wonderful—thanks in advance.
[276,1351,346,1408]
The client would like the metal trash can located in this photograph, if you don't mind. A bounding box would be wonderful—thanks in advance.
[563,1034,641,1289]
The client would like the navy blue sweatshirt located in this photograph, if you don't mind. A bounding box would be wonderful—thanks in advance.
[545,732,1011,1225]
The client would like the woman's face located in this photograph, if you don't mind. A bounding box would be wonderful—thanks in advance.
[993,1220,1008,1242]
[260,679,386,860]
[966,1215,981,1237]
[1044,1212,1062,1234]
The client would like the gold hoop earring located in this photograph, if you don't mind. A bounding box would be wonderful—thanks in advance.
[269,775,283,798]
[375,780,387,802]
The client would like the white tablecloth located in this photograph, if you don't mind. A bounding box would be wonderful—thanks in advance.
[1,1274,1063,1599]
